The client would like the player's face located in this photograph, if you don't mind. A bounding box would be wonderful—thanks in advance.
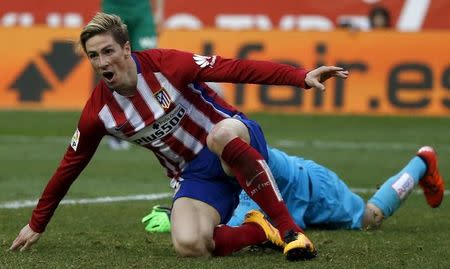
[85,33,132,89]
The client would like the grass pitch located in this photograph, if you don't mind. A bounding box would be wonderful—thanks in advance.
[0,111,449,269]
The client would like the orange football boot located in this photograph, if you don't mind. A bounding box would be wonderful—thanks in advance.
[416,146,445,208]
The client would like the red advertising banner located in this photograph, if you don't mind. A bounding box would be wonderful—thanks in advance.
[1,0,449,30]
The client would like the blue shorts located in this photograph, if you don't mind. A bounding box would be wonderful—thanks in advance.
[228,147,365,230]
[173,117,268,224]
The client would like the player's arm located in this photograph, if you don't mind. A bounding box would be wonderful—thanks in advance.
[200,57,348,90]
[156,49,348,90]
[9,104,105,251]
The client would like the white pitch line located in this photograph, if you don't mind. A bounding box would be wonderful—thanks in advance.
[0,135,69,144]
[350,188,450,196]
[1,135,450,152]
[0,193,172,209]
[275,139,450,152]
[1,189,448,210]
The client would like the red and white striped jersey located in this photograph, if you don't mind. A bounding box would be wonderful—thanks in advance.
[29,48,310,232]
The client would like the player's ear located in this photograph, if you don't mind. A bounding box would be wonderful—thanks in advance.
[124,41,131,57]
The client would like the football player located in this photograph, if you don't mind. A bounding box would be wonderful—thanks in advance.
[10,12,348,261]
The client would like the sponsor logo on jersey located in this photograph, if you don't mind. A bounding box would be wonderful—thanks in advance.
[154,87,172,109]
[193,54,216,68]
[132,105,186,145]
[70,128,80,151]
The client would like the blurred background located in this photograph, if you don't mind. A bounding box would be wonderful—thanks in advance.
[1,0,449,116]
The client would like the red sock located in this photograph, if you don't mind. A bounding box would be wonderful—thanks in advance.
[213,223,266,256]
[221,137,303,238]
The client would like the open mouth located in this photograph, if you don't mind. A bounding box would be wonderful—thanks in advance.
[102,71,115,82]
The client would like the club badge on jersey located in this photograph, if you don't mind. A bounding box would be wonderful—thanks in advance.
[71,129,80,151]
[154,87,171,110]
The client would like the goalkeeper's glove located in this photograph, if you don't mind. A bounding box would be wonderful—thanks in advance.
[141,205,172,233]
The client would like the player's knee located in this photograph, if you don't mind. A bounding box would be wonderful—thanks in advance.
[207,124,236,154]
[207,119,250,154]
[172,233,211,257]
[362,203,384,230]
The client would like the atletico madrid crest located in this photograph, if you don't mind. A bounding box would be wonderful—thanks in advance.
[154,87,172,109]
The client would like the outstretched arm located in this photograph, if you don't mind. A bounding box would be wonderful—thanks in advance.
[305,66,349,91]
[9,103,104,251]
[148,49,349,90]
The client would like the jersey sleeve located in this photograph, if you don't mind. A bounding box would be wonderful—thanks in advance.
[155,49,311,89]
[29,101,105,233]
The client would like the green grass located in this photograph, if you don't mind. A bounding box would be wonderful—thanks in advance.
[0,111,449,269]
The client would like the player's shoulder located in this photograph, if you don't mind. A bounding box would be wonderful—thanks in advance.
[77,86,107,133]
[82,81,110,116]
[90,80,109,102]
[133,49,162,71]
[133,49,193,75]
[135,48,193,63]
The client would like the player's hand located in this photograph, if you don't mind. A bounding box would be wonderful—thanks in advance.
[305,66,349,91]
[9,224,41,251]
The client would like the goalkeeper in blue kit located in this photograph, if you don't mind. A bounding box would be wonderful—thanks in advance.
[144,145,444,233]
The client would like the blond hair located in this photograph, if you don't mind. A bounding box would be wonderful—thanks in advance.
[79,12,129,53]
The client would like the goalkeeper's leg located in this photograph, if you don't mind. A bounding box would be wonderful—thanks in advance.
[364,146,444,229]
